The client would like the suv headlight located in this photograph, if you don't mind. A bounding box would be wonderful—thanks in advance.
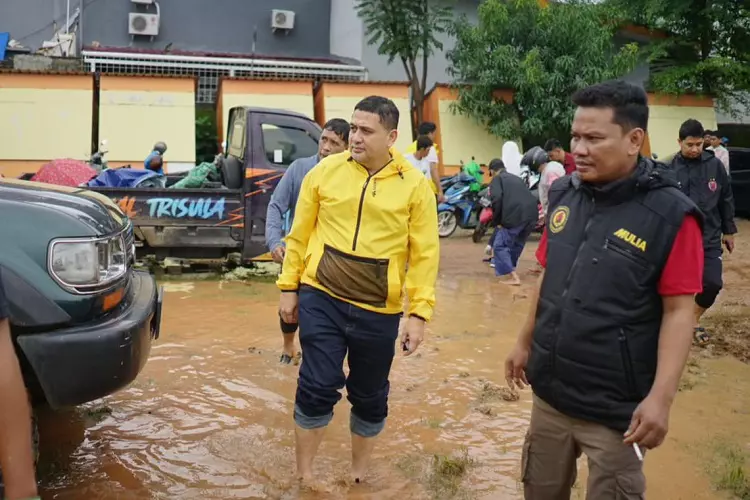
[48,233,128,293]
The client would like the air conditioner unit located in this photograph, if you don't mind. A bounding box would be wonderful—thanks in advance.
[129,13,160,36]
[271,9,295,30]
[130,0,154,4]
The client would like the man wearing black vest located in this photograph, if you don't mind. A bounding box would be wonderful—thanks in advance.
[505,80,705,499]
[668,119,737,345]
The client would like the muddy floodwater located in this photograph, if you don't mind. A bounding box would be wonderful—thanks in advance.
[37,226,750,499]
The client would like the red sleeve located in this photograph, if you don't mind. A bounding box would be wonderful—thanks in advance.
[658,215,704,296]
[564,153,577,175]
[536,228,548,268]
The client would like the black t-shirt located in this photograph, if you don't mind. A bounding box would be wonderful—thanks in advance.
[0,268,8,320]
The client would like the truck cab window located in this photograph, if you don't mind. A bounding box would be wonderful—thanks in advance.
[261,123,318,167]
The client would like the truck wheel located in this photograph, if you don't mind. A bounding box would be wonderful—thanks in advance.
[221,156,243,190]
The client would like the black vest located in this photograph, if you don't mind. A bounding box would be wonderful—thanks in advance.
[527,160,702,433]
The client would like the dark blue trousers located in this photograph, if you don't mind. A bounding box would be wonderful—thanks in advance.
[294,286,400,437]
[492,222,534,276]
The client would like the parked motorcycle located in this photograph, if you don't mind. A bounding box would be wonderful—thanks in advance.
[437,174,486,238]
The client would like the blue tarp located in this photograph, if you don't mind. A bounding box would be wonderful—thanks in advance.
[0,33,9,61]
[88,168,161,188]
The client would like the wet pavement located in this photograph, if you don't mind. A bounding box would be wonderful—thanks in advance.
[36,228,750,499]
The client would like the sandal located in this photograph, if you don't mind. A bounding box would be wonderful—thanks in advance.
[280,353,294,364]
[694,327,710,346]
[280,352,303,365]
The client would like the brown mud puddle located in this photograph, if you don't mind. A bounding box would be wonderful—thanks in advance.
[36,227,750,499]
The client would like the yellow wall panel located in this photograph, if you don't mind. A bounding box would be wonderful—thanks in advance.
[220,94,314,143]
[324,96,412,153]
[0,88,92,161]
[648,105,718,159]
[438,100,505,165]
[99,89,196,164]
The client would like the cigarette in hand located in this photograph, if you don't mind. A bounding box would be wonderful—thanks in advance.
[632,443,644,461]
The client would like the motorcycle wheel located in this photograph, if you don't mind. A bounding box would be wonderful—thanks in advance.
[472,222,488,243]
[437,210,458,238]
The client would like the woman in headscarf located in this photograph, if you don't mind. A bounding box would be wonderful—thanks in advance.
[501,141,522,177]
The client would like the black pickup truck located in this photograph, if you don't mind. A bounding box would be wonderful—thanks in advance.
[89,106,322,264]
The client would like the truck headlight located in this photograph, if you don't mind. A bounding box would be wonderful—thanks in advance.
[49,234,128,293]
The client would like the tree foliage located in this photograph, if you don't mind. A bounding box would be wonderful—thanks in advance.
[356,0,453,136]
[447,0,639,140]
[605,0,750,116]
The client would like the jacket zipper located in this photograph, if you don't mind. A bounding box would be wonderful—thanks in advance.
[351,160,393,252]
[550,196,595,383]
[619,328,638,398]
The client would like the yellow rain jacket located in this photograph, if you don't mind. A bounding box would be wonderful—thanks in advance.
[277,149,440,321]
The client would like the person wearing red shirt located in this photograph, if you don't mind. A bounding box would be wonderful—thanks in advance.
[506,80,703,499]
[544,138,577,175]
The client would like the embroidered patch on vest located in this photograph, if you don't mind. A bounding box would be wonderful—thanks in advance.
[613,228,647,251]
[708,178,717,192]
[549,206,570,233]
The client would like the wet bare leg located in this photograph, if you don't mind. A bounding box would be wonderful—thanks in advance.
[0,320,38,500]
[280,333,297,364]
[351,433,378,482]
[694,304,707,328]
[498,271,521,286]
[295,425,326,482]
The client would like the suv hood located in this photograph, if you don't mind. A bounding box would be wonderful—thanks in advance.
[0,179,127,235]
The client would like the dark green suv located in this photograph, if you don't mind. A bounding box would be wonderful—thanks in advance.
[0,178,162,408]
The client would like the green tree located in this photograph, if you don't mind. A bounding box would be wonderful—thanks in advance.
[606,0,750,116]
[447,0,638,141]
[356,0,453,137]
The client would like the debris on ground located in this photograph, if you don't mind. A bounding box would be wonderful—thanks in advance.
[702,304,750,364]
[428,448,476,499]
[223,263,280,281]
[476,381,520,403]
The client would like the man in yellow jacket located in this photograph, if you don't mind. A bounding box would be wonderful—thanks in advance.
[277,95,440,484]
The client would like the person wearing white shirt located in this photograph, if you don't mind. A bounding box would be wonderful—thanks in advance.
[706,130,730,174]
[404,135,437,203]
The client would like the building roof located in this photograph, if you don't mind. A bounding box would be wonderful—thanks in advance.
[83,45,356,66]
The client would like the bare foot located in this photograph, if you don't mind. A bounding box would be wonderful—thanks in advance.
[498,272,521,286]
[298,476,332,493]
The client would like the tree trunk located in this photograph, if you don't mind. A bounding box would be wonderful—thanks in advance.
[408,58,423,139]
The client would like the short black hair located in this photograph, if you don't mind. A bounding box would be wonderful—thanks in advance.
[418,122,437,135]
[543,139,563,152]
[679,119,705,141]
[703,129,715,136]
[416,135,433,151]
[354,95,399,131]
[571,80,649,132]
[323,118,350,144]
[489,158,505,172]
